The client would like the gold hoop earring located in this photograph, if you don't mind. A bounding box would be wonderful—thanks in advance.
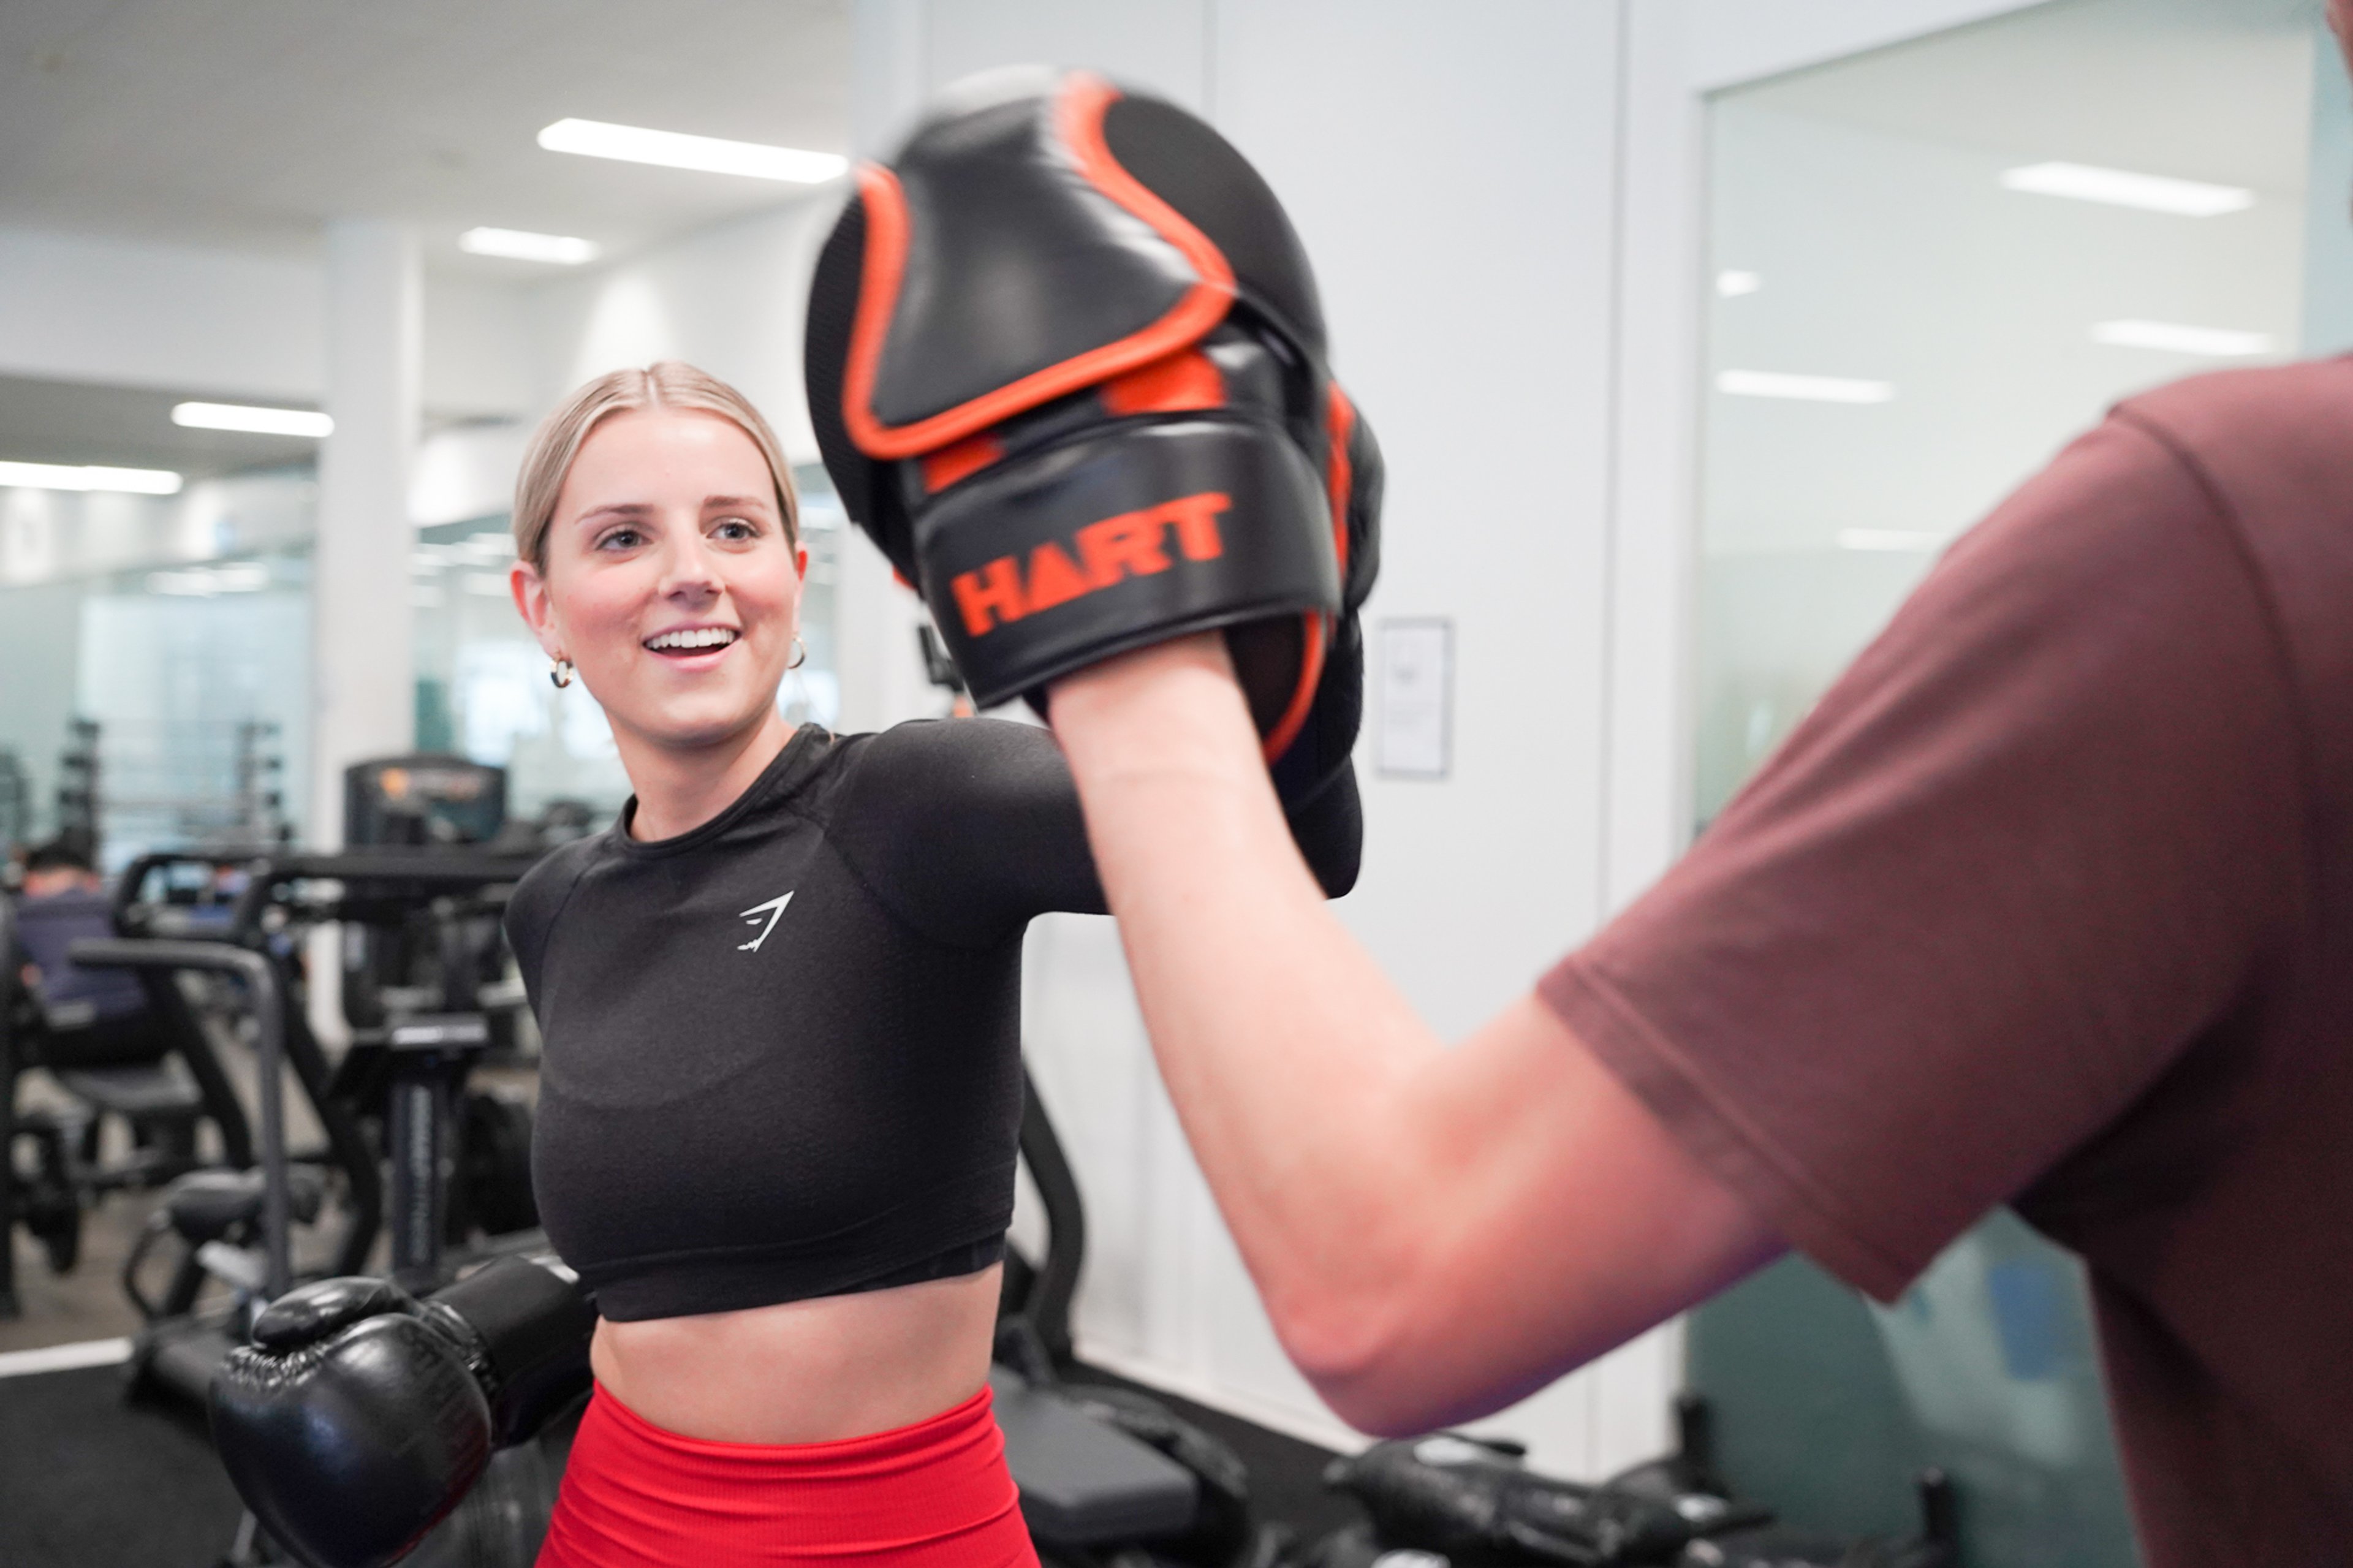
[549,657,575,689]
[788,636,807,671]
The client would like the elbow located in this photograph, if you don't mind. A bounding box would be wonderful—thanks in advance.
[1267,1278,1450,1438]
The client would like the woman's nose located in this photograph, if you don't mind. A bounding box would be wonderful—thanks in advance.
[655,532,721,600]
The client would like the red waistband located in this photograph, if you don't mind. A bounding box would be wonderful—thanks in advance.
[538,1383,1036,1567]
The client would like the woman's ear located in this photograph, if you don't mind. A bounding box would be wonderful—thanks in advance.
[510,560,563,657]
[796,545,810,580]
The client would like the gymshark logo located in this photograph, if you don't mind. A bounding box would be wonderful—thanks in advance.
[737,892,792,952]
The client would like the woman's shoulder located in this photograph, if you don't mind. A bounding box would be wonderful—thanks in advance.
[839,716,1063,795]
[504,831,610,974]
[823,718,1072,852]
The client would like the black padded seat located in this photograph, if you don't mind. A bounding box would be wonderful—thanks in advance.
[990,1365,1199,1545]
[162,1168,324,1243]
[54,1063,203,1120]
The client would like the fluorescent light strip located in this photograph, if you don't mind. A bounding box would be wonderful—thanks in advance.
[537,118,847,184]
[460,227,601,265]
[1838,528,1946,552]
[1716,270,1762,298]
[0,459,183,494]
[1999,162,2254,217]
[1717,369,1895,404]
[2091,319,2273,358]
[173,401,333,438]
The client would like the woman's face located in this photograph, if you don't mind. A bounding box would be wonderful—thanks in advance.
[512,407,808,756]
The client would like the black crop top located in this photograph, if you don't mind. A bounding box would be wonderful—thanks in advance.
[505,717,1358,1322]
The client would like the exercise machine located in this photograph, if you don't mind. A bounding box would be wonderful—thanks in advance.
[1302,1408,1955,1567]
[68,933,325,1401]
[1,879,257,1317]
[992,1064,1296,1568]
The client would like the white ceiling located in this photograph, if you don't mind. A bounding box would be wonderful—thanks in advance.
[0,0,851,277]
[0,374,317,477]
[1736,0,2327,195]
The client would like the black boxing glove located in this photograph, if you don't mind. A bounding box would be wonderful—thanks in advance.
[806,67,1379,784]
[208,1257,594,1568]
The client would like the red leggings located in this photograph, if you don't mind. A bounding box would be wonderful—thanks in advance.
[537,1384,1039,1567]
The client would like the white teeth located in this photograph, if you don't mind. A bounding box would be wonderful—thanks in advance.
[646,627,740,651]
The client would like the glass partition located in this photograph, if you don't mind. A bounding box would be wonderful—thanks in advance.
[1689,1,2343,1561]
[0,468,315,867]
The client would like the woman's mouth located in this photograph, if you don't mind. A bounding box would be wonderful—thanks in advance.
[644,626,741,658]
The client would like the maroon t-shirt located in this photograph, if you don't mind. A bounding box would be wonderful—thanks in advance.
[1540,357,2353,1566]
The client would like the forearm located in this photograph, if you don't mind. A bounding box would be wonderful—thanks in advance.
[1051,639,1780,1433]
[1050,641,1449,1365]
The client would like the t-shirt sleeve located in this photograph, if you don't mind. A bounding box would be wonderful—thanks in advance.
[1539,412,2305,1301]
[836,716,1365,949]
[830,718,1110,948]
[501,845,591,1016]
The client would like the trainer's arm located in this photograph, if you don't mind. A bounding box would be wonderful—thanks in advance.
[1050,635,1784,1436]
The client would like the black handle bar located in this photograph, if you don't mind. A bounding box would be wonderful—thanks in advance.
[67,938,294,1299]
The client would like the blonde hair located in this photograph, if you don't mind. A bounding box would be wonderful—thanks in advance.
[512,362,800,570]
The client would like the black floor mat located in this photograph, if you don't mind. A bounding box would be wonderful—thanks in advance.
[0,1365,244,1568]
[0,1356,1363,1567]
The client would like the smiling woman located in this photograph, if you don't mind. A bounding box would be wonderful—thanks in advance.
[387,362,1353,1567]
[507,364,809,840]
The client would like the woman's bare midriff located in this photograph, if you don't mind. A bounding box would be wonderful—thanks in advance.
[591,1264,1004,1445]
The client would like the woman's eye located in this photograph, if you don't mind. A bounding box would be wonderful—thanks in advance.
[596,527,645,551]
[713,518,757,542]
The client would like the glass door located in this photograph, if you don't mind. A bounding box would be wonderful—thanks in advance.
[1688,2,2344,1561]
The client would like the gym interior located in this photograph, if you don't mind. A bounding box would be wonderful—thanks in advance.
[4,2,2349,1566]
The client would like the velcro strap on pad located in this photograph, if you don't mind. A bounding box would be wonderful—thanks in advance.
[919,419,1337,710]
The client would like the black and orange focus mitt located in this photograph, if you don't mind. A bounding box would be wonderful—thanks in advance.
[805,67,1380,793]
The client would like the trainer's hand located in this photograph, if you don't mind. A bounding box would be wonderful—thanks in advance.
[1049,633,1257,777]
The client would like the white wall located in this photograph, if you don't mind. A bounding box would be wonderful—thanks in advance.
[520,196,844,458]
[0,227,323,401]
[0,223,538,420]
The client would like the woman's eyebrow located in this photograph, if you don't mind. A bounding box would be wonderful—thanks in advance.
[573,502,654,527]
[703,493,773,511]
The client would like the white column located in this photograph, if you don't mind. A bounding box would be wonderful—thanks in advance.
[835,0,948,735]
[311,219,420,849]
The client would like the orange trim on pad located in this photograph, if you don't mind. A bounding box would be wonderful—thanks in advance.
[841,74,1237,461]
[1260,613,1327,762]
[1325,383,1357,575]
[922,433,1004,493]
[1102,349,1224,417]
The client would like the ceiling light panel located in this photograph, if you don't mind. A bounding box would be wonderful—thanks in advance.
[1999,162,2254,217]
[2091,319,2273,357]
[1716,370,1895,404]
[172,402,333,437]
[0,460,183,494]
[459,227,601,265]
[1716,270,1763,298]
[537,118,847,184]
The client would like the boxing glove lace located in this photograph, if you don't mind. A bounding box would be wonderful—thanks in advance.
[208,1257,594,1568]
